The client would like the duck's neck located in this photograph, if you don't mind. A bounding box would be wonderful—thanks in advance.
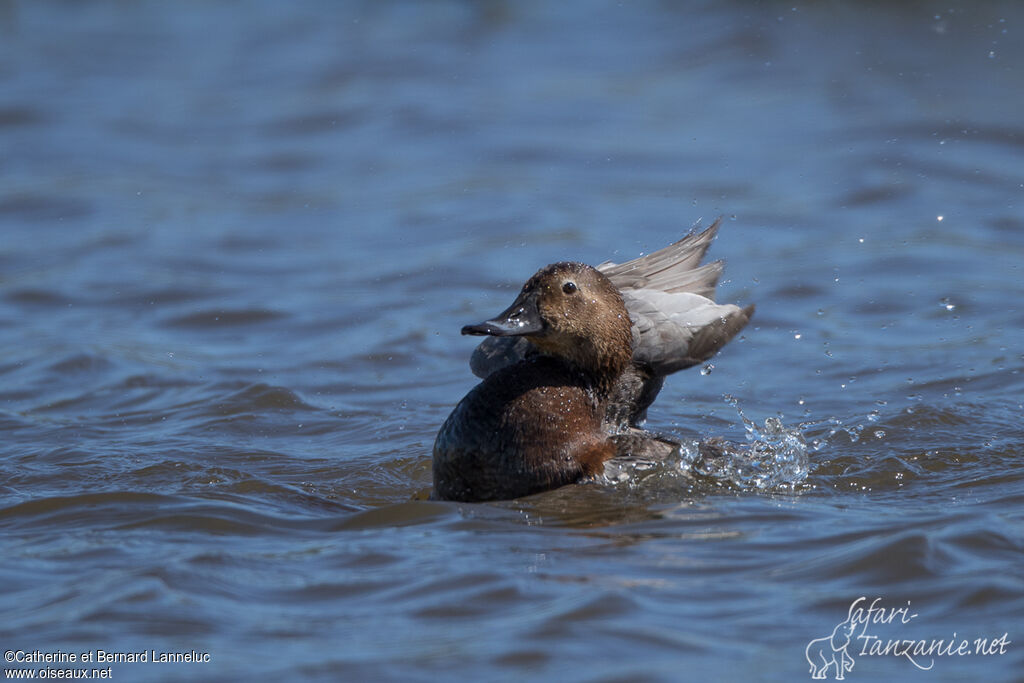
[580,342,632,398]
[536,331,632,400]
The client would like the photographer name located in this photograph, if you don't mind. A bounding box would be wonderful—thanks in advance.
[7,649,211,666]
[94,650,211,664]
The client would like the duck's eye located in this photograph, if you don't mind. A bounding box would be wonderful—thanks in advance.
[562,281,577,294]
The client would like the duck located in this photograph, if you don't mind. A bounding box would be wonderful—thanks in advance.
[432,217,754,502]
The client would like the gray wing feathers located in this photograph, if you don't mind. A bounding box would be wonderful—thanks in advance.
[626,289,754,375]
[598,217,724,298]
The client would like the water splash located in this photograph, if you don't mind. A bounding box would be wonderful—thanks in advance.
[688,396,811,490]
[599,397,811,492]
[800,411,888,450]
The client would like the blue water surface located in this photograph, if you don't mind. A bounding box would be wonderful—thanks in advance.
[1,1,1022,681]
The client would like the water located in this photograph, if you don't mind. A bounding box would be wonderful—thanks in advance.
[2,1,1022,680]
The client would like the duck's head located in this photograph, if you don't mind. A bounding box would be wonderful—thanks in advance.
[462,262,633,385]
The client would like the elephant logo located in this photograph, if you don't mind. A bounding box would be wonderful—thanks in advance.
[806,615,857,679]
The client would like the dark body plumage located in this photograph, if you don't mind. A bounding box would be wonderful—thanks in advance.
[433,356,614,502]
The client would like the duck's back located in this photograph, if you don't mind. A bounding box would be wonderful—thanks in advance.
[433,356,613,502]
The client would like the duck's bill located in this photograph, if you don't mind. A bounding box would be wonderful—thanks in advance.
[461,291,544,337]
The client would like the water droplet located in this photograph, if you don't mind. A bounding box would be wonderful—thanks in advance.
[937,215,944,221]
[700,363,714,376]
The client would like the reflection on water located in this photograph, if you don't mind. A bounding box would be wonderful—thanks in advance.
[1,1,1023,680]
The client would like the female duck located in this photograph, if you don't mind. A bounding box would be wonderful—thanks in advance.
[433,220,753,502]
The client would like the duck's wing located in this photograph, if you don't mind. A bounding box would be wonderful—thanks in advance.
[598,217,754,377]
[623,291,754,376]
[468,334,534,380]
[597,217,724,298]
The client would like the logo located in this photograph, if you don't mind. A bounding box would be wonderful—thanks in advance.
[806,614,857,680]
[806,597,1010,679]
